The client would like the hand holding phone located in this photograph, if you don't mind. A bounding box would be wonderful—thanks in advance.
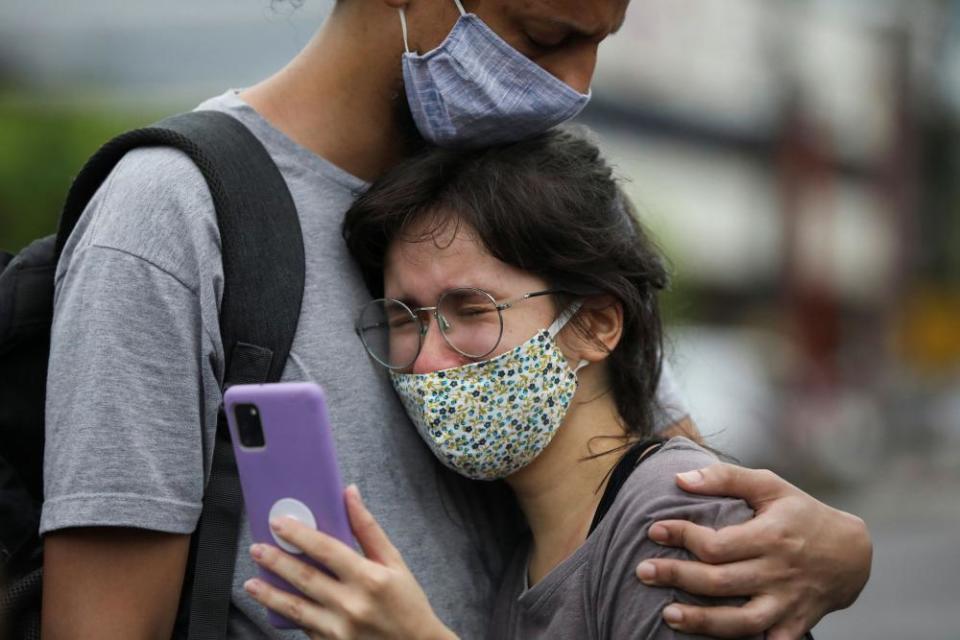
[224,382,353,629]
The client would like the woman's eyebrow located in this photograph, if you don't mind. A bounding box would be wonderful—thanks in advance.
[461,286,513,302]
[402,287,511,305]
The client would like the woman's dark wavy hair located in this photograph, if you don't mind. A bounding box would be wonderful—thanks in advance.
[343,127,668,442]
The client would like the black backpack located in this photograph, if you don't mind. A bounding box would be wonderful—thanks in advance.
[0,110,305,639]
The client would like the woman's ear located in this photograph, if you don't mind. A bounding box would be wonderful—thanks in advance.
[559,295,623,364]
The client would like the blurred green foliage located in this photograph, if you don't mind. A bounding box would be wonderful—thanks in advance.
[0,97,164,253]
[0,94,698,323]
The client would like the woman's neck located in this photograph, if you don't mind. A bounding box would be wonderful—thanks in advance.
[506,384,629,585]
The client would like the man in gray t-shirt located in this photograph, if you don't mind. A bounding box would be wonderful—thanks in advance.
[41,89,682,637]
[40,1,872,639]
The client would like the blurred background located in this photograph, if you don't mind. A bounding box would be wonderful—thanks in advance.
[1,0,958,637]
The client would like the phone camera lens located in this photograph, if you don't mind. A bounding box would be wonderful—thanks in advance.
[235,403,266,448]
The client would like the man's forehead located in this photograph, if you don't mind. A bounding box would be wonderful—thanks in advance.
[523,0,630,36]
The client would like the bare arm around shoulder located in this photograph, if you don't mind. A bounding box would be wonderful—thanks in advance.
[642,415,872,638]
[42,528,190,640]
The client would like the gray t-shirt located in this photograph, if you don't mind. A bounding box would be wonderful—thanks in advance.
[41,90,690,638]
[490,438,757,640]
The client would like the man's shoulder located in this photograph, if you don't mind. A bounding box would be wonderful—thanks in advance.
[58,144,222,288]
[89,144,217,240]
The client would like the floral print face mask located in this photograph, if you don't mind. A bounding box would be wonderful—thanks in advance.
[390,304,587,481]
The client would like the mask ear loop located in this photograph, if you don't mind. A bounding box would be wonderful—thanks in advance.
[547,300,582,338]
[400,0,465,55]
[398,8,411,54]
[547,301,591,373]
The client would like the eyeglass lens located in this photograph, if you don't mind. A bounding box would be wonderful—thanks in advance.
[357,299,421,369]
[437,289,502,359]
[358,288,504,369]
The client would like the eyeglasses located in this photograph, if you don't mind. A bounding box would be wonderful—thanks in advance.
[355,287,566,370]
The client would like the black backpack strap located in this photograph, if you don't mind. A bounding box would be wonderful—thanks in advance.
[56,110,305,639]
[588,438,665,536]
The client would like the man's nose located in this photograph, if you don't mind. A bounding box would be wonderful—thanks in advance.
[411,313,468,374]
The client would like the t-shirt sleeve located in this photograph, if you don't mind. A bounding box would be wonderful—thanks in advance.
[652,359,690,433]
[40,148,224,536]
[592,440,761,640]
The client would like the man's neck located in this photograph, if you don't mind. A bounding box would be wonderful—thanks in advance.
[506,388,629,586]
[240,5,413,182]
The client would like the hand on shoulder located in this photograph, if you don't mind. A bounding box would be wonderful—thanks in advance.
[638,461,871,639]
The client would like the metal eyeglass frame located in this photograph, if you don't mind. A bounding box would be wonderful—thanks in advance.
[355,287,568,370]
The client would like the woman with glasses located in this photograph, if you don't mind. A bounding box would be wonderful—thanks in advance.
[242,128,761,639]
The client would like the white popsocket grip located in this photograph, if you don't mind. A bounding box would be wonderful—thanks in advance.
[268,497,317,554]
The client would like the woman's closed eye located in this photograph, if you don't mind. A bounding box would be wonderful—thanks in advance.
[456,305,496,317]
[388,315,417,330]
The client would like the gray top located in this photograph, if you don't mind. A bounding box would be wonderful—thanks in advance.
[490,438,758,640]
[41,90,690,638]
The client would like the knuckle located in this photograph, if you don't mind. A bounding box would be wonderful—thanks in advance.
[756,598,786,630]
[659,561,680,584]
[771,524,791,546]
[756,468,779,485]
[259,545,279,565]
[284,597,305,623]
[307,537,331,562]
[681,605,704,627]
[296,563,317,588]
[342,596,373,624]
[786,534,807,561]
[761,519,790,545]
[744,608,771,633]
[707,569,735,594]
[701,463,726,483]
[782,495,812,522]
[647,522,671,545]
[700,537,726,563]
[849,512,869,535]
[358,511,378,531]
[361,567,390,594]
[659,520,678,536]
[662,522,684,543]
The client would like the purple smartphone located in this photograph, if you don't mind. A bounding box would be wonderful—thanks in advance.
[223,382,353,629]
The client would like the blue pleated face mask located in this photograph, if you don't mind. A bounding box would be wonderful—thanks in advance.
[399,0,591,148]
